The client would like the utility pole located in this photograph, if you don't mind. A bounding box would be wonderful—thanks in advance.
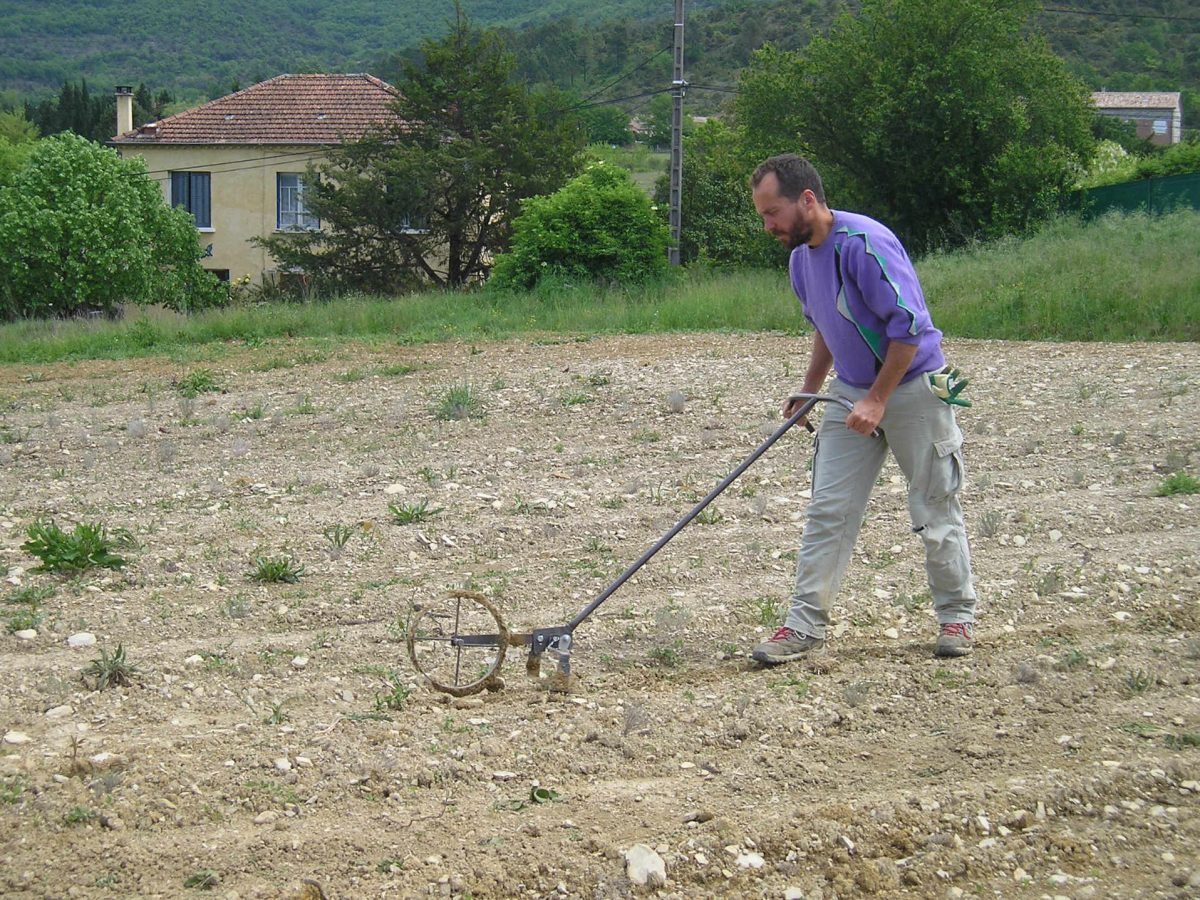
[668,0,686,266]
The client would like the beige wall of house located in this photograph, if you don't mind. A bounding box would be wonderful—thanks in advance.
[115,145,328,285]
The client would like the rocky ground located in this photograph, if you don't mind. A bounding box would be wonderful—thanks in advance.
[0,332,1197,899]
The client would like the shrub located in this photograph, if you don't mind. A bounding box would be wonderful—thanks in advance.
[490,161,669,289]
[0,133,225,320]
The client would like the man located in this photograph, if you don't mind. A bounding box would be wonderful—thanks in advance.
[749,154,976,662]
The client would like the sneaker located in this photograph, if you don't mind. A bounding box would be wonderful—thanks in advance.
[935,622,974,657]
[751,626,825,665]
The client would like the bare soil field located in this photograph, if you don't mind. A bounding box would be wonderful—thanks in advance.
[0,333,1197,900]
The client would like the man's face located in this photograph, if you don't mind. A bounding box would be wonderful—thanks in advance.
[752,173,816,249]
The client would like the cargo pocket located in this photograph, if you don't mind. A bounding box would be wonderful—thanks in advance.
[927,435,965,501]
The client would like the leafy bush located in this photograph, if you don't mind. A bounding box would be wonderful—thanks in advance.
[0,133,225,320]
[22,520,126,573]
[1133,141,1200,180]
[490,161,669,289]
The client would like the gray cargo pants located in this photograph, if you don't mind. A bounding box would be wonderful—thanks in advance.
[785,375,976,638]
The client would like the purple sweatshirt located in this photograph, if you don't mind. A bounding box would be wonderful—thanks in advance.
[789,210,944,389]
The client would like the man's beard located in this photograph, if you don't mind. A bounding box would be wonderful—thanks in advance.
[787,220,813,249]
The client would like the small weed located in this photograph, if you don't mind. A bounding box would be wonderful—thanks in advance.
[4,604,43,633]
[22,520,126,573]
[338,368,366,383]
[893,592,930,613]
[201,649,232,670]
[388,499,442,525]
[0,776,28,804]
[561,391,593,407]
[586,372,611,387]
[1117,721,1160,736]
[183,870,220,890]
[377,857,405,874]
[64,805,97,825]
[380,363,417,377]
[599,497,624,509]
[1070,422,1085,436]
[1058,648,1088,670]
[238,402,265,421]
[1165,731,1200,750]
[744,596,780,627]
[585,537,611,555]
[1154,472,1199,497]
[648,640,683,668]
[264,701,288,725]
[434,383,484,421]
[930,667,961,690]
[633,429,661,443]
[695,507,724,525]
[1123,669,1154,696]
[374,671,411,711]
[323,523,356,550]
[176,369,220,398]
[310,630,334,650]
[294,395,317,415]
[978,510,1002,538]
[773,674,810,699]
[248,555,305,584]
[221,595,250,619]
[82,644,138,690]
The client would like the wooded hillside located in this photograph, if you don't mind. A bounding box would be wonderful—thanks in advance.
[2,0,1197,127]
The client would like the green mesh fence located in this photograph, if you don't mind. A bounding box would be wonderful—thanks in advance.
[1068,171,1200,218]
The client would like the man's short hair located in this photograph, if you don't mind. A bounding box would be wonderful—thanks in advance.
[751,154,826,204]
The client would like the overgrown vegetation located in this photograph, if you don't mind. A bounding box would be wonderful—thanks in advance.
[0,208,1195,360]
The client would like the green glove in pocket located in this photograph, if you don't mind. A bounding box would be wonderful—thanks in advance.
[928,365,972,407]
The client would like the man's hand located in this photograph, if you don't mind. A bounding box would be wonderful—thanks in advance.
[845,395,885,436]
[782,395,816,431]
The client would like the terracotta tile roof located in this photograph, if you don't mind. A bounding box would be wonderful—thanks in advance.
[112,73,401,145]
[1091,91,1182,111]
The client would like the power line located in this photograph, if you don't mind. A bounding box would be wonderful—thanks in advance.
[131,146,331,178]
[572,45,672,109]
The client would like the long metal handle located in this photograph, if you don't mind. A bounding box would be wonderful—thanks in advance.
[565,393,842,632]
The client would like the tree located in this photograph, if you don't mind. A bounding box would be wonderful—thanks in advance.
[0,111,39,186]
[579,106,632,146]
[258,12,585,292]
[738,0,1096,250]
[654,119,786,269]
[490,161,669,289]
[0,133,223,320]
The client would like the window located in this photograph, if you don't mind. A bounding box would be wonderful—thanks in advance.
[170,172,211,228]
[1153,119,1168,135]
[277,173,320,231]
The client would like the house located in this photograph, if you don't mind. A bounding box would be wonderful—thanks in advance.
[109,74,400,285]
[1091,91,1183,147]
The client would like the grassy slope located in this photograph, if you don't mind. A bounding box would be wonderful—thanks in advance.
[0,209,1196,366]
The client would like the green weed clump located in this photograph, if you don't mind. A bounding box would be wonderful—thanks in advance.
[388,499,442,526]
[247,555,305,584]
[1155,472,1199,497]
[82,644,138,690]
[176,368,221,398]
[22,520,126,573]
[434,383,485,421]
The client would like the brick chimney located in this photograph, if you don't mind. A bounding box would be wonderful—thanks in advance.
[115,85,134,136]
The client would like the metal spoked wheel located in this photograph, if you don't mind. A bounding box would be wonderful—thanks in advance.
[406,590,509,697]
